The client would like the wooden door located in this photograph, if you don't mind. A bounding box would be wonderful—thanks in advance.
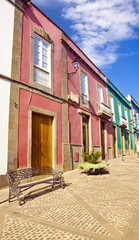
[127,132,130,154]
[32,112,53,167]
[101,121,105,159]
[112,126,116,158]
[134,132,137,153]
[121,129,124,155]
[82,115,89,153]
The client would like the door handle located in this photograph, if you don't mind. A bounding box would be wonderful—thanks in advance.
[41,152,45,157]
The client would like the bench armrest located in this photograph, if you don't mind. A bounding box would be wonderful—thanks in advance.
[53,171,63,178]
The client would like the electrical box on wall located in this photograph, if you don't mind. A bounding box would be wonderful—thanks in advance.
[74,152,79,162]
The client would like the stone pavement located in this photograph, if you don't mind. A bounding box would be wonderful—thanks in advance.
[0,154,139,240]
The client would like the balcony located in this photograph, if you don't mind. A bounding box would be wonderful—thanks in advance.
[119,116,128,128]
[98,102,111,119]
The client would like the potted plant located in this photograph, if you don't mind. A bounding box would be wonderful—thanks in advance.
[78,151,107,175]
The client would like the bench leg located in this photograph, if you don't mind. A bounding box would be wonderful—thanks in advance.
[52,177,65,189]
[8,187,11,202]
[58,177,65,189]
[60,179,65,189]
[17,196,21,206]
[9,186,21,205]
[16,188,21,206]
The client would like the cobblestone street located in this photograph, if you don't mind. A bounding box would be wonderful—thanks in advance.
[0,154,139,240]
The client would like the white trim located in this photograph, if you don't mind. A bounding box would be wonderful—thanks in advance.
[97,84,103,103]
[81,71,89,107]
[125,108,128,129]
[109,94,115,121]
[34,34,51,88]
[118,102,122,116]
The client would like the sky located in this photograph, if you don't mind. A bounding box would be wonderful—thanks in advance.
[32,0,139,103]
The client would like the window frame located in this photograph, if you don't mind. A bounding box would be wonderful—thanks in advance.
[109,94,115,122]
[80,69,89,108]
[34,34,51,88]
[31,27,54,94]
[34,34,51,74]
[136,111,138,124]
[124,107,129,129]
[97,84,104,103]
[118,102,122,117]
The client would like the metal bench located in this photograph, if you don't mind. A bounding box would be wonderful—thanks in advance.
[6,166,65,205]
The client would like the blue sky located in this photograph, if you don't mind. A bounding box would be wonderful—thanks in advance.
[32,0,139,103]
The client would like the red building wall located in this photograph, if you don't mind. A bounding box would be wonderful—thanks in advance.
[21,4,62,97]
[19,5,64,168]
[18,89,63,168]
[67,47,110,148]
[19,3,111,170]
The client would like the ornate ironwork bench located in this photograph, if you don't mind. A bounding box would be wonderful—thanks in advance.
[6,166,65,205]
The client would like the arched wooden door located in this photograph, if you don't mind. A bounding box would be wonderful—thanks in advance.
[32,112,53,167]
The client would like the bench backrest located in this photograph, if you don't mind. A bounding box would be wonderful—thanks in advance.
[7,166,54,185]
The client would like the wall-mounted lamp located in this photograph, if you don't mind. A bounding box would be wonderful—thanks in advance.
[67,59,80,79]
[22,0,31,6]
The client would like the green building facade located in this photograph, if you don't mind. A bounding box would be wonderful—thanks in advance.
[107,79,133,158]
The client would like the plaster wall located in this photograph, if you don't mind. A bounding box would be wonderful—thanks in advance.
[21,4,63,97]
[108,86,133,154]
[18,89,63,168]
[67,50,108,110]
[67,50,110,147]
[0,78,10,174]
[0,0,15,77]
[69,105,82,145]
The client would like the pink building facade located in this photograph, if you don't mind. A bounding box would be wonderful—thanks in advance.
[18,3,111,172]
[63,39,111,169]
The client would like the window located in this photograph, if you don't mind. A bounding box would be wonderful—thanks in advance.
[97,85,103,103]
[125,108,128,129]
[81,71,88,106]
[109,95,115,121]
[34,35,51,87]
[132,107,134,118]
[136,111,138,124]
[118,102,122,117]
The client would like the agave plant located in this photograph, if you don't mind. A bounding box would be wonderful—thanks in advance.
[82,151,103,164]
[78,151,107,175]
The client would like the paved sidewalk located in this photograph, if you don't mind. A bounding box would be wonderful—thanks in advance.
[0,154,139,240]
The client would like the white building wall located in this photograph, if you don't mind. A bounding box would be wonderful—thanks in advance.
[0,78,10,174]
[0,0,15,175]
[0,0,15,77]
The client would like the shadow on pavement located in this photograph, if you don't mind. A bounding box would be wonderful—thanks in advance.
[20,183,72,205]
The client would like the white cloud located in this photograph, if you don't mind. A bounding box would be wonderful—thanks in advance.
[61,0,139,67]
[32,0,139,67]
[59,0,88,4]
